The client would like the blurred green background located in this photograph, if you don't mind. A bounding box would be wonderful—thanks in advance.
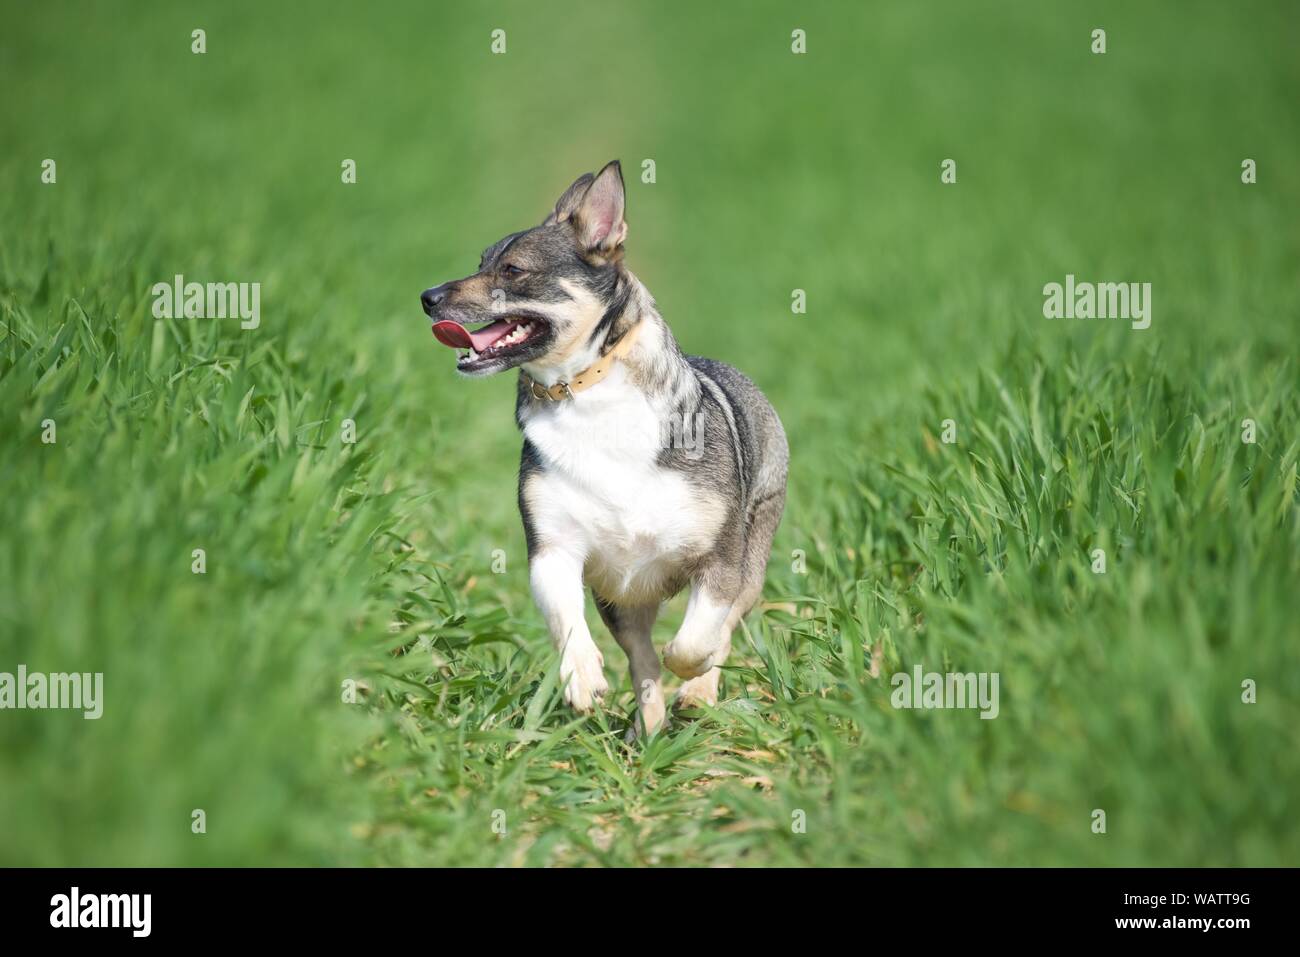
[1,0,1297,865]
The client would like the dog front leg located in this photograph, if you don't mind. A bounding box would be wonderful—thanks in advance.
[595,598,664,739]
[662,574,736,680]
[530,550,608,712]
[675,633,729,709]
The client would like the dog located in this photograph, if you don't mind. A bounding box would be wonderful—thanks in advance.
[421,160,788,737]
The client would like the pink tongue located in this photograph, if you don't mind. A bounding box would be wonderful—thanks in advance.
[431,319,514,351]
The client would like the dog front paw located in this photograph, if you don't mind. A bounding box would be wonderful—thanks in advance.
[662,639,716,680]
[560,649,609,713]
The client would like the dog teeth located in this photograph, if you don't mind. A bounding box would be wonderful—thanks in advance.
[472,322,534,360]
[494,322,533,350]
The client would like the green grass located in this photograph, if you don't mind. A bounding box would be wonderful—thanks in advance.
[1,0,1297,866]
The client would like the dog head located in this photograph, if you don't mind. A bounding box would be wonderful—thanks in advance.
[422,160,632,378]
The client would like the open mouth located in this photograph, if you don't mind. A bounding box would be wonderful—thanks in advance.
[431,317,547,369]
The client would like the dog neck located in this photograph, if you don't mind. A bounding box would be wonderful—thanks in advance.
[519,272,687,401]
[521,319,645,401]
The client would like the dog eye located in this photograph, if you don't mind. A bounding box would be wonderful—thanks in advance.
[501,263,525,278]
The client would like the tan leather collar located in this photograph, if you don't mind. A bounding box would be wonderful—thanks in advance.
[521,320,643,402]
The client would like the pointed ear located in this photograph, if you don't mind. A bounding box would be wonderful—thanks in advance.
[542,172,595,226]
[571,161,627,252]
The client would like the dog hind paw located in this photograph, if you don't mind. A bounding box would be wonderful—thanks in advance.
[673,672,720,710]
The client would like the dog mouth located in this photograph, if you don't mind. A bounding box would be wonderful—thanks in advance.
[430,317,548,371]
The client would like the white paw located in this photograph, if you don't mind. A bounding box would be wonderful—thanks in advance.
[662,638,716,679]
[674,672,720,710]
[560,647,608,713]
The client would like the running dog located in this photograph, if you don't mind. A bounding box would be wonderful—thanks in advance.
[421,161,788,736]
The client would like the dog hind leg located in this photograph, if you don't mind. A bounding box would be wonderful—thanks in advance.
[674,487,786,708]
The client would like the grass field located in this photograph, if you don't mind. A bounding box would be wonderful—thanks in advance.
[2,0,1298,866]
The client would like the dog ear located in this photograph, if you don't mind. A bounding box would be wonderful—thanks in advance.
[571,161,626,253]
[543,172,595,226]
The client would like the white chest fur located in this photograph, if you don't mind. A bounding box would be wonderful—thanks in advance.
[520,367,725,604]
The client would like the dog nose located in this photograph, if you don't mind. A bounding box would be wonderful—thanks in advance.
[421,283,451,316]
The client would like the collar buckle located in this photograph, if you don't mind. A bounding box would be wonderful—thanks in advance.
[527,375,575,402]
